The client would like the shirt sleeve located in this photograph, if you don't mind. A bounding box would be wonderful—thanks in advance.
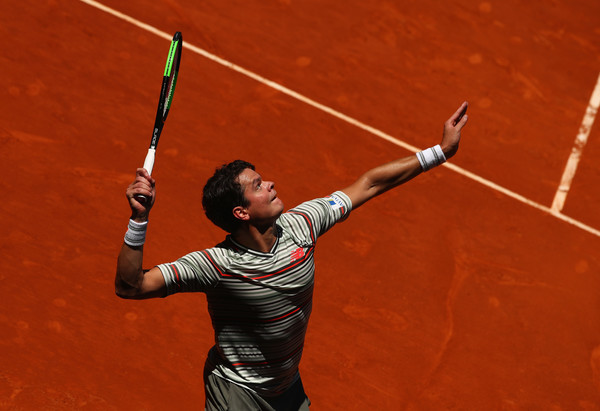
[286,190,352,240]
[157,250,221,296]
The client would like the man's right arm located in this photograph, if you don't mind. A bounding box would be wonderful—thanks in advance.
[116,245,166,299]
[115,168,167,299]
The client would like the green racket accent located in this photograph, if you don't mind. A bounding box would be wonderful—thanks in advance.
[164,40,179,77]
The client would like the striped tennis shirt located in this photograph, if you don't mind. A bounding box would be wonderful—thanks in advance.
[157,191,352,396]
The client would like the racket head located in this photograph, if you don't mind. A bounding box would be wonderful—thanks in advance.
[161,31,182,121]
[163,31,183,121]
[149,31,183,150]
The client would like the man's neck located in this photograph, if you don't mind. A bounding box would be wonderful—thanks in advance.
[231,223,278,253]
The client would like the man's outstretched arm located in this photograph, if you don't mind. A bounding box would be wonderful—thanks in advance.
[115,168,167,299]
[341,102,468,209]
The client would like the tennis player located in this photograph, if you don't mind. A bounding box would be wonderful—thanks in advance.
[115,102,468,410]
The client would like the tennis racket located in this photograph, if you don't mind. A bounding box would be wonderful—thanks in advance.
[135,31,183,203]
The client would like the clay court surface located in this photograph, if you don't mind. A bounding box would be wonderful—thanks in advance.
[2,0,600,409]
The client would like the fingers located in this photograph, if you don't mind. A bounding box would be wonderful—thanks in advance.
[127,169,156,205]
[455,111,468,130]
[136,167,155,183]
[440,102,468,159]
[448,101,469,128]
[134,168,155,190]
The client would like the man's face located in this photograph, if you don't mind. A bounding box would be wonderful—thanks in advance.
[237,168,284,224]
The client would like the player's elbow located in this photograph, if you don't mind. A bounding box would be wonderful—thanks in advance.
[115,279,165,300]
[115,280,140,299]
[115,287,132,299]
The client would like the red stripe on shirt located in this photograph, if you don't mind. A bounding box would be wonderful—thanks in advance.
[287,211,315,243]
[201,250,226,277]
[170,264,181,289]
[208,246,315,281]
[252,246,314,280]
[264,299,309,323]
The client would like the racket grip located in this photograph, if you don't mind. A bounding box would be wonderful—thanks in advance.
[142,148,156,175]
[134,194,149,205]
[134,148,156,205]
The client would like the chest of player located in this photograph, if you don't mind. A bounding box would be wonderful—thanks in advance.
[206,246,315,326]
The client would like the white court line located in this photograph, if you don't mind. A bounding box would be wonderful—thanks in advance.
[551,72,600,212]
[78,0,600,239]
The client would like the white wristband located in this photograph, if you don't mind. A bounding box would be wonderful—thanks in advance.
[124,219,148,247]
[416,144,446,171]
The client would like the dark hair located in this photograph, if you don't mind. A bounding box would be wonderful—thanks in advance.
[202,160,255,233]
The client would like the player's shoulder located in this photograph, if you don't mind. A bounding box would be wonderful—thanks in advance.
[278,199,326,238]
[286,192,351,217]
[179,240,236,268]
[203,239,238,260]
[280,204,316,227]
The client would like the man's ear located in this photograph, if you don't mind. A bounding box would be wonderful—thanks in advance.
[233,206,249,221]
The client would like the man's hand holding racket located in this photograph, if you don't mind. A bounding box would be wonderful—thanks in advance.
[127,168,156,220]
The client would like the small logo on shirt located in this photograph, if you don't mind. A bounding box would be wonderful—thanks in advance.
[327,194,344,211]
[290,247,305,262]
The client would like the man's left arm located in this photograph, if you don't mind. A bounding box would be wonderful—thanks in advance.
[341,101,468,209]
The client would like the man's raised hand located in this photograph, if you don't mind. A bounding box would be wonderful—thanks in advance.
[441,101,469,159]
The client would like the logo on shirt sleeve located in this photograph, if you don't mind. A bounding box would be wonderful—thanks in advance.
[327,194,345,211]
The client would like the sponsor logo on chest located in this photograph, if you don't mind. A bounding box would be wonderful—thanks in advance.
[290,247,305,262]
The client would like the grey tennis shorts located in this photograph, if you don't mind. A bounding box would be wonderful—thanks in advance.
[204,372,310,411]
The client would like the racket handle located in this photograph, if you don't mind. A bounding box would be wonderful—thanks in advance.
[142,148,156,175]
[134,148,156,205]
[134,193,149,205]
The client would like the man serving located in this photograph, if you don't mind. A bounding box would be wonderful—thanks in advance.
[115,102,468,410]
